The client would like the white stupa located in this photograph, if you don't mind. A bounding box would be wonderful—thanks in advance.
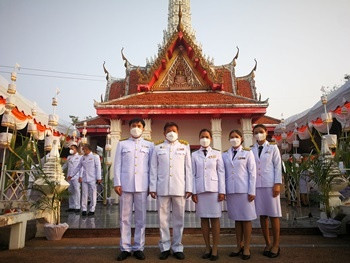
[34,139,69,195]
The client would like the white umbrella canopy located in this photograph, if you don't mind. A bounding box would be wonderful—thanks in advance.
[274,80,350,137]
[0,75,73,137]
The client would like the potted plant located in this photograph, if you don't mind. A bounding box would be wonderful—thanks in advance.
[310,155,346,237]
[30,139,70,240]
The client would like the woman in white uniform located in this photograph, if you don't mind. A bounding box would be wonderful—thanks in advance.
[223,130,256,260]
[252,124,282,258]
[191,129,225,261]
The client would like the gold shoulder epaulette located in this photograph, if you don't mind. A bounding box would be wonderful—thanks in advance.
[155,140,164,145]
[119,138,128,142]
[223,149,229,153]
[243,147,251,151]
[269,142,277,145]
[143,138,153,142]
[179,139,188,145]
[212,148,220,152]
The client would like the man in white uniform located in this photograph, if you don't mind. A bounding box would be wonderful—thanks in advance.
[72,144,102,216]
[150,122,192,260]
[62,144,82,213]
[114,118,154,261]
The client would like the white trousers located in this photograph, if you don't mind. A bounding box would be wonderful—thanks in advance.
[81,181,97,212]
[119,191,147,252]
[68,179,81,209]
[157,196,186,253]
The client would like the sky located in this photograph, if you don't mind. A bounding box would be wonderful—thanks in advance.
[0,0,349,124]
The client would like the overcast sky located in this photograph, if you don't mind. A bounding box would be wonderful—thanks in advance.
[0,0,349,123]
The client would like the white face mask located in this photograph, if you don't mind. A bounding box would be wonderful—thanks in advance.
[69,149,75,155]
[255,132,266,142]
[230,138,241,147]
[130,127,143,138]
[200,138,211,148]
[166,131,178,142]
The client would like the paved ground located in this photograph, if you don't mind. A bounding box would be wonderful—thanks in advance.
[1,234,349,263]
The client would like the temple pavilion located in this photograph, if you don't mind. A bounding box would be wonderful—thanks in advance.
[77,0,280,204]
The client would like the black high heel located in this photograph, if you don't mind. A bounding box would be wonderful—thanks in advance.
[229,247,243,257]
[268,247,280,258]
[202,249,212,259]
[242,249,251,260]
[263,246,271,257]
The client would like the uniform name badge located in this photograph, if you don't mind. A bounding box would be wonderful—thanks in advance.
[208,155,216,159]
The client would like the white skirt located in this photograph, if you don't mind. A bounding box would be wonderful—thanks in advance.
[196,192,222,218]
[255,187,282,217]
[226,193,257,221]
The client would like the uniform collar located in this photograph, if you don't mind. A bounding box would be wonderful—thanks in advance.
[231,145,242,152]
[164,139,178,145]
[130,136,142,142]
[255,140,269,148]
[200,146,211,151]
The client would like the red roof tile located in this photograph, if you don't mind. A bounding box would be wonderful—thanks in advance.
[254,115,280,125]
[109,80,125,100]
[236,79,253,99]
[76,117,110,127]
[102,92,259,106]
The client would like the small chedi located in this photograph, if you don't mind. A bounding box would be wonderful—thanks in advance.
[35,139,69,195]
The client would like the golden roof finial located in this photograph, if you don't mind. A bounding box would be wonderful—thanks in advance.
[177,1,183,32]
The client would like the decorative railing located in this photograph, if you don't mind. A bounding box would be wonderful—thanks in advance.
[0,167,33,203]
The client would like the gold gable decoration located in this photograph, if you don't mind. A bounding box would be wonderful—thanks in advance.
[157,48,206,91]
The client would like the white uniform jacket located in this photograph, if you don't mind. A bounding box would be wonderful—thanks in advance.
[222,146,256,196]
[252,141,282,188]
[72,152,102,183]
[191,147,225,195]
[62,153,83,180]
[113,137,154,192]
[149,140,192,196]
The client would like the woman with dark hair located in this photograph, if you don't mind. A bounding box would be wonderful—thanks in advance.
[223,129,256,260]
[191,129,225,261]
[252,124,282,258]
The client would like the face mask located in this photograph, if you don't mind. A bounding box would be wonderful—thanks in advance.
[166,131,178,142]
[230,138,241,147]
[255,132,266,142]
[200,138,211,147]
[130,127,143,138]
[69,149,75,155]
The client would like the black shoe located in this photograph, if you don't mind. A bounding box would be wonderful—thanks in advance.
[133,250,145,260]
[173,252,185,260]
[263,246,271,257]
[210,254,219,261]
[202,249,212,259]
[229,247,243,257]
[82,211,87,216]
[65,208,75,212]
[116,251,131,261]
[87,211,95,216]
[268,247,280,258]
[74,209,80,213]
[159,250,171,260]
[242,254,251,260]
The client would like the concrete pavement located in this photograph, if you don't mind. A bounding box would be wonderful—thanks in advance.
[1,234,349,263]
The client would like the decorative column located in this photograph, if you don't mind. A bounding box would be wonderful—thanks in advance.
[109,119,122,204]
[142,119,152,140]
[241,118,253,148]
[211,118,222,151]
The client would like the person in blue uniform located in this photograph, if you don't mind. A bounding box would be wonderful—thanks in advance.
[149,122,192,260]
[114,118,154,261]
[252,124,282,258]
[223,130,256,260]
[191,129,225,261]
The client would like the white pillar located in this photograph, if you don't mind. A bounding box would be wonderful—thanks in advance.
[211,118,222,151]
[142,119,152,140]
[241,118,253,148]
[109,119,122,204]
